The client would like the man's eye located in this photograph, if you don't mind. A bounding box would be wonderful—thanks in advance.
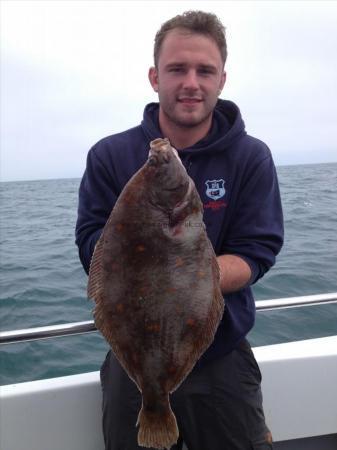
[199,69,213,75]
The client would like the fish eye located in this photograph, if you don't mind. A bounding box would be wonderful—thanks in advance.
[148,155,158,166]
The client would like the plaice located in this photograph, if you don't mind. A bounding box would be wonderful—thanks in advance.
[88,138,224,449]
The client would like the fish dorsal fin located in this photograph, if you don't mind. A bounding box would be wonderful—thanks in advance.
[87,235,104,301]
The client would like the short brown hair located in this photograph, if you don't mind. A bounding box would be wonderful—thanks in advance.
[154,10,227,67]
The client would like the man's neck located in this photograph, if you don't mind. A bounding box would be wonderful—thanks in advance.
[158,110,212,150]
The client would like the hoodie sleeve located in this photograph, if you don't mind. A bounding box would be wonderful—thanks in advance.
[221,153,284,284]
[75,144,120,275]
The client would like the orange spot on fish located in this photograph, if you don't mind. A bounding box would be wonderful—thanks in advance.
[136,244,146,252]
[167,287,177,294]
[146,323,161,333]
[115,223,124,232]
[139,285,148,294]
[116,303,124,313]
[186,318,196,327]
[123,194,134,204]
[198,270,206,278]
[168,366,177,374]
[175,257,184,267]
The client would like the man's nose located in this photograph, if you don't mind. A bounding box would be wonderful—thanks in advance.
[182,70,199,90]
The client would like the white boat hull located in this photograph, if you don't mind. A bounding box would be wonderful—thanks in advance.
[1,336,337,450]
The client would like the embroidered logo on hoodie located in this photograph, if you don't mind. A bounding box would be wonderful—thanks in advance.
[204,179,227,211]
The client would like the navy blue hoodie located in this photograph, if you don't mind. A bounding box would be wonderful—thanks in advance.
[75,99,284,363]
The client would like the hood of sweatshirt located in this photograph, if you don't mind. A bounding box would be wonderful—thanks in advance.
[141,99,247,155]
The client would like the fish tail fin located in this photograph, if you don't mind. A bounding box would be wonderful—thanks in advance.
[137,396,178,449]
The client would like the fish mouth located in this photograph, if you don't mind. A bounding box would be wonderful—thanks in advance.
[148,140,171,165]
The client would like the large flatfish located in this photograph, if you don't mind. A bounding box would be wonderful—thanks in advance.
[88,138,224,449]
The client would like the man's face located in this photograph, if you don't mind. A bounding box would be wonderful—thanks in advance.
[149,29,226,130]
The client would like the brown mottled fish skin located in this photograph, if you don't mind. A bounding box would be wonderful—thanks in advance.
[88,138,224,449]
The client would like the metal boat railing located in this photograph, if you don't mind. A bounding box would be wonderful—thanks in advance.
[1,292,337,345]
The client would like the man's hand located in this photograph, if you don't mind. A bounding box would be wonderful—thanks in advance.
[217,254,252,294]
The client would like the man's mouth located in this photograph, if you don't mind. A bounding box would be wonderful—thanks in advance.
[177,97,203,105]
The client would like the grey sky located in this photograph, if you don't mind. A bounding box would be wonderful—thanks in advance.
[1,0,337,182]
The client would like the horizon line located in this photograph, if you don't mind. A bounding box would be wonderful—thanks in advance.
[1,160,337,184]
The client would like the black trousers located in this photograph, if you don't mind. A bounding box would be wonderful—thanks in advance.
[100,339,273,450]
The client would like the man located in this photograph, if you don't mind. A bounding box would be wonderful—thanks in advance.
[76,10,283,450]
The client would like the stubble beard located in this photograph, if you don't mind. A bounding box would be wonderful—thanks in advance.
[163,101,214,130]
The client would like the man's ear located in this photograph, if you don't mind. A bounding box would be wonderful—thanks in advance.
[148,66,159,92]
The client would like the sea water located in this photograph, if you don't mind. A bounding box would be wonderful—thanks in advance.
[1,163,337,385]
